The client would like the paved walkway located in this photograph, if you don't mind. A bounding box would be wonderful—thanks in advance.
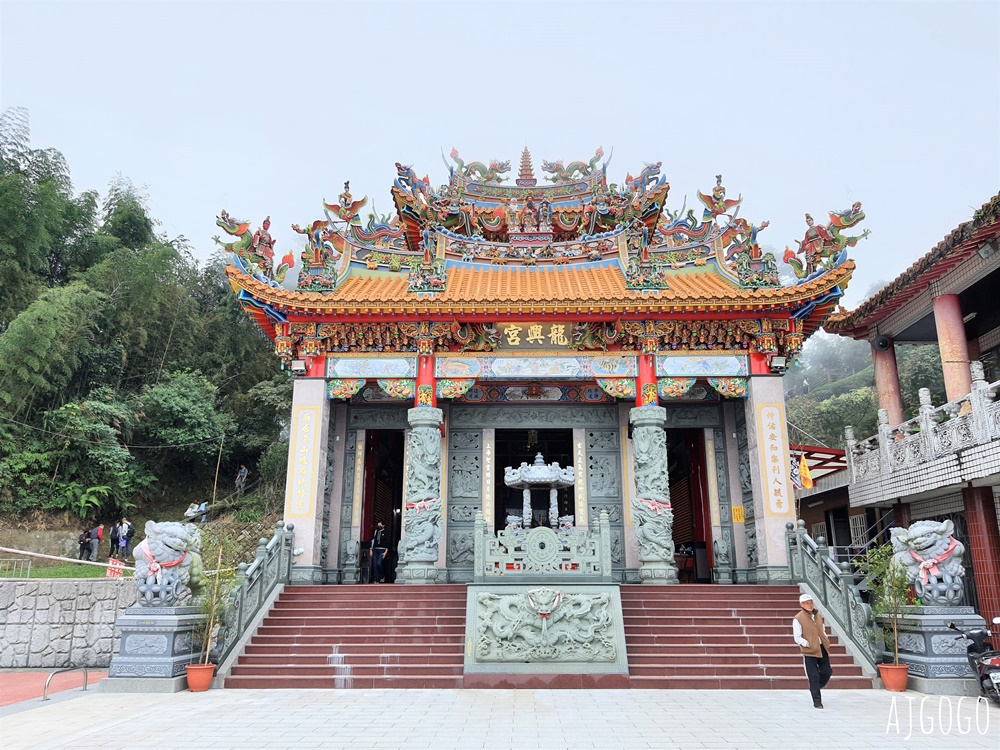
[0,688,997,749]
[0,671,106,709]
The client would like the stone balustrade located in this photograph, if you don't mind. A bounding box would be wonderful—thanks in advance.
[845,362,1000,506]
[472,510,612,583]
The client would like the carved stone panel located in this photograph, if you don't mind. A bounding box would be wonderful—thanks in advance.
[586,430,618,452]
[589,504,622,524]
[449,504,478,523]
[348,406,409,430]
[450,431,481,451]
[448,529,475,565]
[587,455,620,498]
[469,587,626,668]
[451,405,616,428]
[450,455,482,498]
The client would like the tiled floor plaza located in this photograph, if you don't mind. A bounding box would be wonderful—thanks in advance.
[1,688,997,750]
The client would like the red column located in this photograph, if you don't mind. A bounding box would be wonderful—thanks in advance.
[306,355,327,378]
[872,340,905,426]
[892,501,911,530]
[963,487,1000,626]
[933,294,973,402]
[636,353,657,406]
[415,352,436,408]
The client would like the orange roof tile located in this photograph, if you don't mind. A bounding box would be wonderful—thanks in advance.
[227,261,854,315]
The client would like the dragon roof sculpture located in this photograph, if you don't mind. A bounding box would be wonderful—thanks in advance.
[218,148,867,352]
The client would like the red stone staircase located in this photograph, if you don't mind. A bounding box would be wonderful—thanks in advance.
[226,583,872,689]
[226,584,467,689]
[621,584,872,689]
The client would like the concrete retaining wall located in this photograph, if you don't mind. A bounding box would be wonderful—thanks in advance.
[0,579,136,668]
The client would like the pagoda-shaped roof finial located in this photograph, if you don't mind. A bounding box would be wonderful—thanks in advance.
[516,147,537,187]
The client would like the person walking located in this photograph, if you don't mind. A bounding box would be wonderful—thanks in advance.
[108,521,122,560]
[77,528,91,561]
[120,517,135,559]
[235,465,249,499]
[370,521,388,584]
[88,523,104,562]
[793,593,833,708]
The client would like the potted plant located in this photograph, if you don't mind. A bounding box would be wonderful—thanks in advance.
[859,543,911,691]
[185,547,234,692]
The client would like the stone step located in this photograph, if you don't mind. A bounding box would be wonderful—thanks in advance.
[230,664,464,678]
[621,615,800,626]
[255,624,466,637]
[623,652,859,667]
[627,663,865,678]
[240,653,465,667]
[225,675,466,690]
[244,642,464,656]
[626,675,873,690]
[262,615,467,626]
[250,634,464,647]
[623,624,796,636]
[625,643,851,657]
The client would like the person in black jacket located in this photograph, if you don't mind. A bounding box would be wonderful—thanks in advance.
[371,521,388,584]
[77,528,91,561]
[120,517,136,559]
[108,521,121,560]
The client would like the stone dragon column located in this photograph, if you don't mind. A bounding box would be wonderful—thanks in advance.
[630,404,678,584]
[399,406,444,584]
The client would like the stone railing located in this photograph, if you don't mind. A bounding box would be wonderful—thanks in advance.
[217,521,294,665]
[473,511,612,583]
[785,520,878,668]
[845,362,1000,484]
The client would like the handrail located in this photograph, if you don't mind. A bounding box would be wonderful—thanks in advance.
[42,667,88,701]
[215,521,294,666]
[785,519,878,668]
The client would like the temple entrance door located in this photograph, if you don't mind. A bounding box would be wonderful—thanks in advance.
[360,430,405,584]
[494,429,574,530]
[667,429,713,583]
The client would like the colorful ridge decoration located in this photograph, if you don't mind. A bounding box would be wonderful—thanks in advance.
[327,379,366,400]
[707,377,748,398]
[596,378,637,399]
[436,379,475,400]
[658,378,697,399]
[377,379,416,400]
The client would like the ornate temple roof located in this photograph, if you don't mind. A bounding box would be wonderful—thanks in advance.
[217,148,867,350]
[825,192,1000,338]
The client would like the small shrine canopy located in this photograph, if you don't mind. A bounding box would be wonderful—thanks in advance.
[825,192,1000,340]
[218,147,869,364]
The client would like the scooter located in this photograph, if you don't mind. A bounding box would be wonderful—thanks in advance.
[947,617,1000,705]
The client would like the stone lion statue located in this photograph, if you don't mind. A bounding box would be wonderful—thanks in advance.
[133,521,206,607]
[890,519,966,606]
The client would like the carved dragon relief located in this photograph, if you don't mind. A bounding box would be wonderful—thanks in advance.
[475,588,616,662]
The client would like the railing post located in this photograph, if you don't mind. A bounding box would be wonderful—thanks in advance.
[969,360,991,443]
[785,522,798,582]
[838,561,855,640]
[283,523,295,582]
[794,519,807,583]
[844,425,857,482]
[918,388,936,460]
[235,562,249,634]
[599,510,612,583]
[814,534,830,603]
[473,512,485,584]
[876,410,893,476]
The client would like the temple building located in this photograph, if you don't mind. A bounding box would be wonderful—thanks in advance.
[219,147,870,588]
[821,192,1000,626]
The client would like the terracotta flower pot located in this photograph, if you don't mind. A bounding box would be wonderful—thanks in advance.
[878,663,909,692]
[185,663,217,692]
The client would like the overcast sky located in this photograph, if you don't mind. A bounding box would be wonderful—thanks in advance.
[2,0,998,307]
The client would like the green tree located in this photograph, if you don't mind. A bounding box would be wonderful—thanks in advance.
[0,282,107,417]
[134,371,233,472]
